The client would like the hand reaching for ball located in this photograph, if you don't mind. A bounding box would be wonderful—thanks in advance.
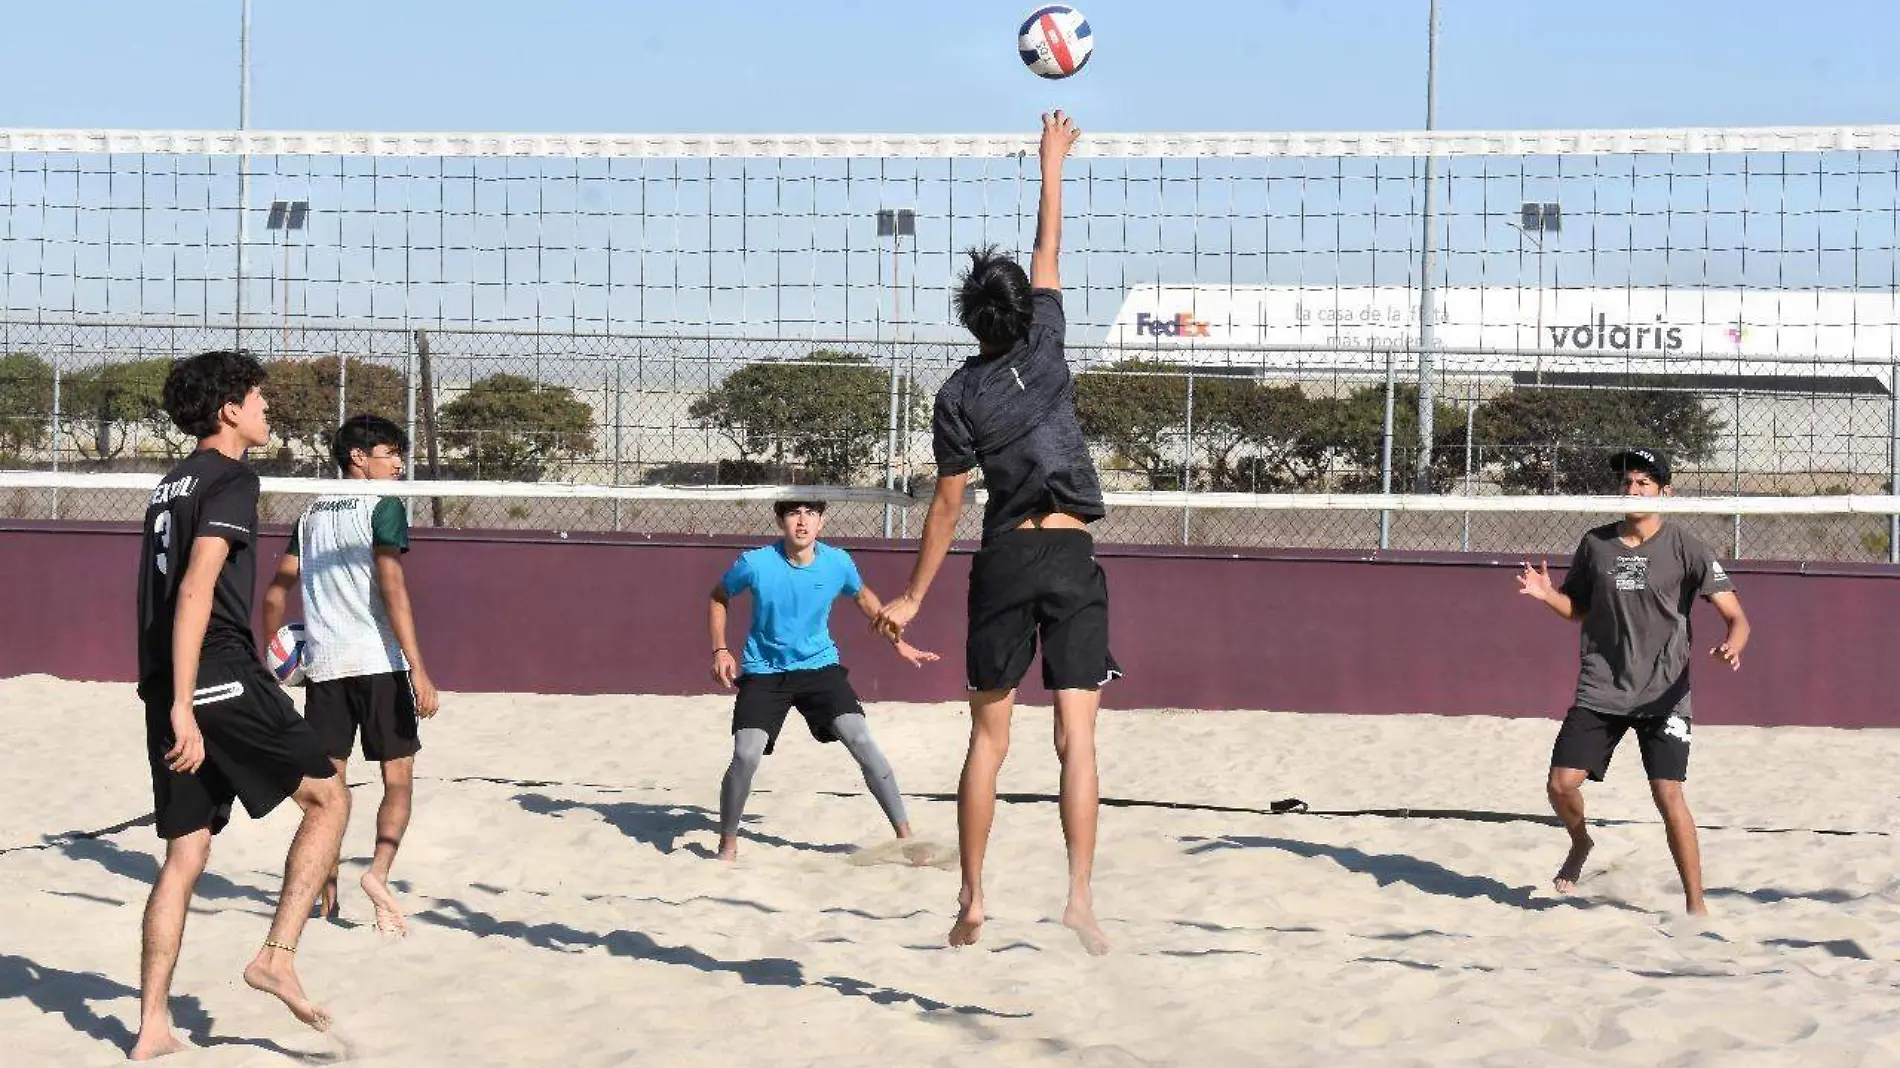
[1041,110,1080,170]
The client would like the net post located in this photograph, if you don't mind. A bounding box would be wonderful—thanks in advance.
[1380,349,1395,550]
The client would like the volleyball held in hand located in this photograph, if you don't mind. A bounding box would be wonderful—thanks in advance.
[1018,6,1093,79]
[267,622,308,686]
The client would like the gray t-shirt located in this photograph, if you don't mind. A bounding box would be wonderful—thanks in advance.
[931,288,1107,544]
[1559,521,1735,719]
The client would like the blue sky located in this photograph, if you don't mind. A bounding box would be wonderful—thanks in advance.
[2,0,1897,134]
[4,2,1898,339]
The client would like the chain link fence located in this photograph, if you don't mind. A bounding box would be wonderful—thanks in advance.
[1,318,1895,561]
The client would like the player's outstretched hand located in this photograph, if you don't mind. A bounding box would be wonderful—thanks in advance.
[412,668,441,718]
[712,648,740,689]
[166,705,206,774]
[1040,110,1081,167]
[1711,642,1743,671]
[893,640,940,668]
[873,593,920,642]
[1516,560,1555,602]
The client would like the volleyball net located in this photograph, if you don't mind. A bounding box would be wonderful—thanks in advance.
[3,124,1900,559]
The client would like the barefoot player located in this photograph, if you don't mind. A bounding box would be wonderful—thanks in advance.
[1517,448,1750,916]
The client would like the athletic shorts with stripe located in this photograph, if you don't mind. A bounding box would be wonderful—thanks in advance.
[142,656,337,839]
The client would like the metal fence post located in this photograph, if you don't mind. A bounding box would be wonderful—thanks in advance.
[337,351,349,431]
[403,336,417,520]
[1890,361,1898,563]
[881,340,901,539]
[1461,389,1476,552]
[1180,368,1196,545]
[1731,387,1743,558]
[50,355,61,521]
[612,357,625,532]
[1379,350,1396,550]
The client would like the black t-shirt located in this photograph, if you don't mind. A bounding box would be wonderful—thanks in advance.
[931,288,1107,543]
[137,449,263,699]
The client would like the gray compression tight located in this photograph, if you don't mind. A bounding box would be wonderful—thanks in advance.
[718,713,909,839]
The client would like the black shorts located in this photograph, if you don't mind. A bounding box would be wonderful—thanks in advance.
[732,665,863,755]
[1551,706,1693,783]
[143,658,337,840]
[304,671,422,762]
[965,528,1121,693]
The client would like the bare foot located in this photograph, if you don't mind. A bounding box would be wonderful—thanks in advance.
[128,1030,190,1060]
[717,836,738,862]
[242,954,333,1032]
[1553,834,1594,895]
[948,893,984,948]
[1062,901,1111,956]
[1686,898,1709,917]
[360,871,409,936]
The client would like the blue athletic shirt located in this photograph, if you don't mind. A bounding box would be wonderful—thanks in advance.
[721,541,864,675]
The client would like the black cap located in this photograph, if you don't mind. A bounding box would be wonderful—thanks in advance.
[1608,448,1671,486]
[773,499,827,518]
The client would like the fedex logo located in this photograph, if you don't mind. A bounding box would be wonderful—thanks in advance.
[1134,312,1211,338]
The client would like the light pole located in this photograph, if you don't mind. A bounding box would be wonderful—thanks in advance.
[1507,200,1560,383]
[266,199,308,352]
[1414,0,1441,494]
[235,0,252,343]
[876,207,916,539]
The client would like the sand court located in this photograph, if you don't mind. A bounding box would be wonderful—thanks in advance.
[3,675,1898,1066]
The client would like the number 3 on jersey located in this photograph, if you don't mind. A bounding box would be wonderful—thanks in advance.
[153,511,172,575]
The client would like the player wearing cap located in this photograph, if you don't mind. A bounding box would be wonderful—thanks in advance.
[1514,448,1751,915]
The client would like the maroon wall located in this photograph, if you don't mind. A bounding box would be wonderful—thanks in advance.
[2,520,1894,728]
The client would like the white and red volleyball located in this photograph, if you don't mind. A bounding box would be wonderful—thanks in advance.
[267,622,308,687]
[1018,6,1093,80]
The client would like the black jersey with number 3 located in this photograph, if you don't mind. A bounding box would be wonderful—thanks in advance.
[137,449,263,700]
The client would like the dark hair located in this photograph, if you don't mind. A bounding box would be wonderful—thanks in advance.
[953,245,1033,351]
[162,350,268,439]
[331,414,410,474]
[773,499,827,519]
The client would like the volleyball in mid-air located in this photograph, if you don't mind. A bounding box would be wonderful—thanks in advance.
[267,622,308,686]
[1018,6,1093,79]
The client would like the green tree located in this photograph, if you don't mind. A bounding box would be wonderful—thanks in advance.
[1194,378,1344,492]
[0,352,55,460]
[437,373,596,480]
[264,356,409,468]
[1075,359,1189,489]
[687,351,917,484]
[1476,384,1723,494]
[60,357,183,461]
[1334,382,1468,493]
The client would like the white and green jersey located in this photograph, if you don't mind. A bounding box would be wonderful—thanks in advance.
[287,494,411,683]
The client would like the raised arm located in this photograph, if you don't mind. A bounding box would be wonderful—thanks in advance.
[1516,560,1583,622]
[874,470,969,640]
[1028,110,1080,291]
